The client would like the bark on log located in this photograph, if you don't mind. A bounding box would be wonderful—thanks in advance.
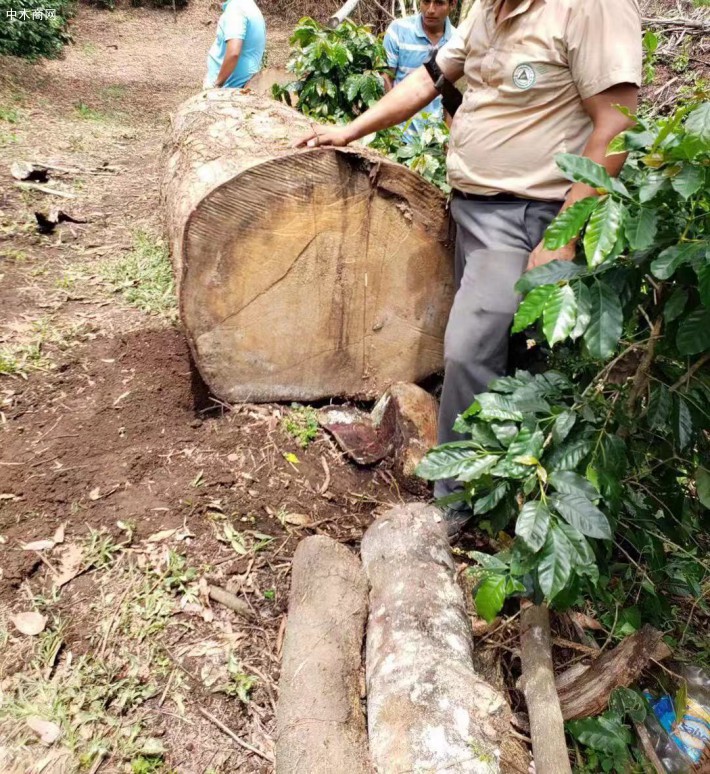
[162,90,454,403]
[519,604,571,774]
[558,625,663,721]
[361,503,510,773]
[275,535,371,774]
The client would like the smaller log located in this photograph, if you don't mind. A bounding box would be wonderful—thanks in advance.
[275,535,370,774]
[328,0,361,27]
[558,625,663,721]
[519,604,571,774]
[208,585,255,621]
[362,503,510,773]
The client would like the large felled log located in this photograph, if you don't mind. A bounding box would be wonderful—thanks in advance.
[361,503,510,773]
[162,90,454,403]
[520,604,571,774]
[275,535,371,774]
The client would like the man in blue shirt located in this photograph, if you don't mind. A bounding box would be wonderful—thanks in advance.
[383,0,456,138]
[204,0,266,90]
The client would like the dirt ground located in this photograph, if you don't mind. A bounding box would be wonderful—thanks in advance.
[0,3,412,772]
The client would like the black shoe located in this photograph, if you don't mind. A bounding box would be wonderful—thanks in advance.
[440,506,473,544]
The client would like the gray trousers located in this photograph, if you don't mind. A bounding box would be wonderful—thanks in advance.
[434,195,562,503]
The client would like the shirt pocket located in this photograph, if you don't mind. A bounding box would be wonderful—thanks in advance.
[489,43,572,103]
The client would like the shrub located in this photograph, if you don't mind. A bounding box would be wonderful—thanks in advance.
[0,0,74,59]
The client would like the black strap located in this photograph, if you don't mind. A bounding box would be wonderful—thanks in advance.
[424,50,463,117]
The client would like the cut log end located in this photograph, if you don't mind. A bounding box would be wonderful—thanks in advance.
[163,92,454,403]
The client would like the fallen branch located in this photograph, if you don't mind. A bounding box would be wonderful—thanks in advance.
[197,706,273,762]
[208,584,256,621]
[519,604,571,774]
[558,625,663,721]
[643,16,709,31]
[15,182,76,199]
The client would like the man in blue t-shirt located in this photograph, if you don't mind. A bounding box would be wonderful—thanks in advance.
[383,0,456,139]
[204,0,266,89]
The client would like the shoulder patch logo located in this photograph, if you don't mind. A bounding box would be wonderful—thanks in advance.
[513,63,536,90]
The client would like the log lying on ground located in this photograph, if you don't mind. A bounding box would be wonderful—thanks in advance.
[557,624,663,721]
[361,503,510,773]
[275,535,371,774]
[162,90,454,403]
[520,604,571,774]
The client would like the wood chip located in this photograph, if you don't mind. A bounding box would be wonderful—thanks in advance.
[22,540,56,551]
[12,611,48,636]
[26,717,61,745]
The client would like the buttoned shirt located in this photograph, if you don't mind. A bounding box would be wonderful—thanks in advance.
[437,0,642,199]
[384,14,456,136]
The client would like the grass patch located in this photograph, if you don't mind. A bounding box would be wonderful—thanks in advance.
[99,232,177,319]
[282,404,319,448]
[74,101,108,121]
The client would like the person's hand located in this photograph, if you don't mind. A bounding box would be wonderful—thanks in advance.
[292,125,353,149]
[526,239,576,271]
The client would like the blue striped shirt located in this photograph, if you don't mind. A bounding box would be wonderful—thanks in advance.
[383,14,456,139]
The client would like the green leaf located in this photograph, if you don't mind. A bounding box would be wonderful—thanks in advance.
[549,471,600,502]
[698,263,710,308]
[556,522,595,565]
[550,493,612,540]
[675,680,688,726]
[543,285,577,346]
[416,442,480,480]
[515,501,550,552]
[624,207,658,251]
[651,243,702,280]
[610,687,647,723]
[458,454,500,483]
[512,285,553,333]
[671,164,704,200]
[507,428,544,463]
[515,260,585,294]
[543,197,599,250]
[555,153,628,197]
[647,384,671,430]
[570,282,591,340]
[672,394,693,450]
[474,482,509,515]
[537,525,574,600]
[547,437,593,471]
[552,411,576,445]
[568,715,632,756]
[477,393,524,422]
[677,307,710,355]
[468,551,508,572]
[695,468,710,509]
[583,197,626,268]
[491,422,519,447]
[685,101,710,144]
[664,287,688,324]
[475,574,507,623]
[584,281,623,359]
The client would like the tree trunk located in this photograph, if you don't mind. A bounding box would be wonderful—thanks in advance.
[361,503,510,773]
[275,535,371,774]
[519,604,571,774]
[162,90,454,403]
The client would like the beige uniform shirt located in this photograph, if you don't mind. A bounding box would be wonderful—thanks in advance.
[437,0,642,200]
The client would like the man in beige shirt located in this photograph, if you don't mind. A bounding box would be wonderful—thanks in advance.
[296,0,642,538]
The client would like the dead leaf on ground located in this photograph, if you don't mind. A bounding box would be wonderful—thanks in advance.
[569,611,605,631]
[53,544,84,589]
[89,487,101,501]
[12,611,48,636]
[282,512,312,527]
[22,540,56,551]
[26,716,61,745]
[52,523,66,545]
[146,528,177,543]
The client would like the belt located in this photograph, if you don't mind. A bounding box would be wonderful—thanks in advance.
[452,189,563,206]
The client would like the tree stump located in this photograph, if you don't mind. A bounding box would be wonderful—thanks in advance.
[162,90,454,403]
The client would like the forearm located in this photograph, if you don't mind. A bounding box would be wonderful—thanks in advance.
[215,53,240,86]
[343,67,437,142]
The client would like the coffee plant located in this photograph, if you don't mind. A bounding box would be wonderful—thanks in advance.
[418,101,710,655]
[0,0,74,59]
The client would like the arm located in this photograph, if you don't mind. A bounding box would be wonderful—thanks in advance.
[292,66,438,148]
[215,38,244,87]
[527,83,638,270]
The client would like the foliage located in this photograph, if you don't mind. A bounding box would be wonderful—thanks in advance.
[99,232,177,319]
[0,0,74,59]
[418,102,710,647]
[273,17,389,123]
[282,403,319,448]
[371,117,451,192]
